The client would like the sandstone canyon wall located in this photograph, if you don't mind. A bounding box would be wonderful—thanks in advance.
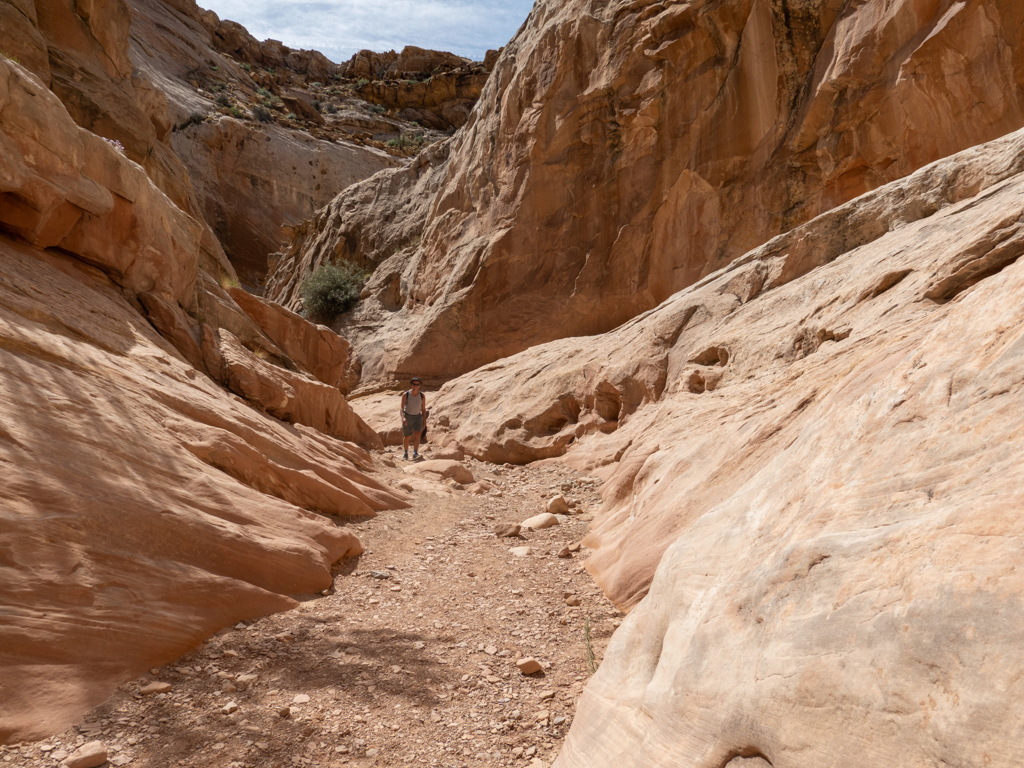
[126,0,403,284]
[269,0,1024,384]
[0,50,407,743]
[425,127,1024,767]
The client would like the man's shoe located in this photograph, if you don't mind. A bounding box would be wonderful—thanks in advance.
[413,451,420,459]
[403,452,409,460]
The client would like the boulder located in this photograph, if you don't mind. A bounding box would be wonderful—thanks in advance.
[66,741,107,768]
[521,513,559,531]
[545,495,569,515]
[516,657,542,674]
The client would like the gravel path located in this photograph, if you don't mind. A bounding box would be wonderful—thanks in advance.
[3,452,621,768]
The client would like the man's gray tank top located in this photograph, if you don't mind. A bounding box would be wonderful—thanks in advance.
[405,390,424,415]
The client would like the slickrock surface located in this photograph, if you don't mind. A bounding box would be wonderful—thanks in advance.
[0,238,406,744]
[269,0,1024,383]
[0,456,610,768]
[0,56,406,744]
[423,128,1024,766]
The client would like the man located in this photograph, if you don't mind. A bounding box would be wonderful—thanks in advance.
[400,377,426,460]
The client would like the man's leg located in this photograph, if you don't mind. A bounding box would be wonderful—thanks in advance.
[412,430,421,456]
[403,433,410,458]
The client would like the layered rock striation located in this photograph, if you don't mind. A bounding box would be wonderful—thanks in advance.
[0,55,406,743]
[426,127,1024,767]
[269,0,1024,384]
[127,0,403,283]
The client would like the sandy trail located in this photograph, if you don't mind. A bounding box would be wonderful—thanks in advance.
[3,451,621,768]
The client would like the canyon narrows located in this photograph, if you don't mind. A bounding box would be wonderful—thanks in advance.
[2,0,1024,766]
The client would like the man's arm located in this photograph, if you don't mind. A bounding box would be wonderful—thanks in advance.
[422,394,427,420]
[400,392,408,423]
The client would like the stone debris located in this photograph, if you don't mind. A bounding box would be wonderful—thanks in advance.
[139,682,171,695]
[517,657,543,675]
[65,741,107,768]
[546,495,569,515]
[3,456,610,768]
[494,523,522,538]
[521,513,559,530]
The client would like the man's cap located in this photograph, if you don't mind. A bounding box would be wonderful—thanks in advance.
[410,376,422,384]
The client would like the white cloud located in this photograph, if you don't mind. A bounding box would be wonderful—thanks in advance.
[200,0,535,63]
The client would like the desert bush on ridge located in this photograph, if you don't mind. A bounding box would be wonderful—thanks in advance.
[299,260,368,320]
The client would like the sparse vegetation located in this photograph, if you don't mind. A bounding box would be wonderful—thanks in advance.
[312,99,322,112]
[386,131,428,150]
[299,260,368,319]
[240,62,251,71]
[176,111,206,131]
[325,103,338,114]
[215,93,231,107]
[256,87,271,98]
[0,50,20,64]
[285,112,297,120]
[252,105,272,122]
[584,616,598,675]
[371,103,387,115]
[229,106,243,119]
[356,78,370,88]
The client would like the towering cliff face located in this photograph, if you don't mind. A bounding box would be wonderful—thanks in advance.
[427,126,1024,768]
[126,0,404,284]
[269,0,1024,384]
[0,51,407,743]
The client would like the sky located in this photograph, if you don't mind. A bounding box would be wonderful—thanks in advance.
[199,0,536,64]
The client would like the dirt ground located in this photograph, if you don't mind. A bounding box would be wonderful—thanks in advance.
[2,448,622,768]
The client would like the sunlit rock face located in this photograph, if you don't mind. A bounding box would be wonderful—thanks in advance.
[426,126,1024,768]
[269,0,1024,384]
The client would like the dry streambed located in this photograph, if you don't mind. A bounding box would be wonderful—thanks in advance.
[2,454,619,768]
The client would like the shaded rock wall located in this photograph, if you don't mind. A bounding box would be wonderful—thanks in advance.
[269,0,1024,384]
[0,56,406,743]
[425,127,1024,767]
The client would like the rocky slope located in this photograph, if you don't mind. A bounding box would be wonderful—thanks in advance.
[128,0,471,284]
[269,0,1024,384]
[0,50,409,744]
[424,126,1024,766]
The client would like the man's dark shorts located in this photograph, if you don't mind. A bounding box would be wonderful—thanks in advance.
[402,413,423,437]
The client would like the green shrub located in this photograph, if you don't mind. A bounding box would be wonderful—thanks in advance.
[252,105,272,122]
[1,50,21,64]
[356,78,370,88]
[299,260,367,319]
[386,131,428,150]
[229,106,243,119]
[176,111,206,131]
[256,87,271,98]
[240,62,252,71]
[285,112,297,120]
[215,92,231,107]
